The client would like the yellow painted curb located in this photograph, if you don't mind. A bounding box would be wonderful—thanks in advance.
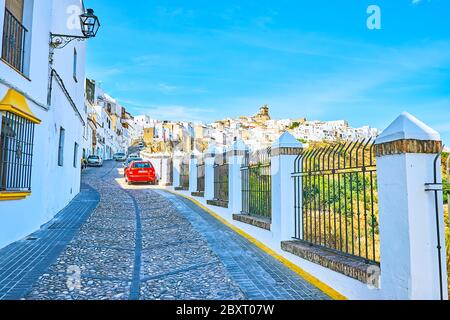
[165,189,348,301]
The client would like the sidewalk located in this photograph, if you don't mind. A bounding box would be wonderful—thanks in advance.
[0,184,100,300]
[157,190,331,300]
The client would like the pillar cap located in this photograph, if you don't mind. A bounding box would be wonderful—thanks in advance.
[205,142,224,158]
[173,150,185,158]
[230,139,249,151]
[375,112,440,145]
[272,132,304,149]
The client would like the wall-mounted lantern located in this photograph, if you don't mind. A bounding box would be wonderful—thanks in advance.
[50,8,100,49]
[80,9,101,38]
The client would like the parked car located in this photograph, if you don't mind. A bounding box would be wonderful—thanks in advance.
[113,152,127,162]
[124,161,157,185]
[87,155,103,167]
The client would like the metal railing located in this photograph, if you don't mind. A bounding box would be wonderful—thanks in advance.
[0,112,35,191]
[292,139,379,263]
[213,152,229,202]
[168,158,173,186]
[2,8,28,73]
[197,158,205,193]
[179,160,189,189]
[446,155,449,208]
[241,148,272,219]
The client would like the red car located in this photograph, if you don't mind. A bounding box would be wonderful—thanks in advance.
[125,161,157,185]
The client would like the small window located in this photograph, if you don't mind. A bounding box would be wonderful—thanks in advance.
[58,127,65,166]
[73,142,79,168]
[73,48,78,82]
[2,0,27,74]
[0,112,36,191]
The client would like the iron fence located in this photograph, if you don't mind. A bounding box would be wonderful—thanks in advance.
[179,159,189,189]
[241,148,272,219]
[0,112,35,191]
[213,152,229,202]
[292,139,379,263]
[2,8,28,73]
[197,158,205,193]
[168,158,173,186]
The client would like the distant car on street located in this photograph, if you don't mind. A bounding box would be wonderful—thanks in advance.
[87,155,103,167]
[124,156,143,168]
[124,160,157,185]
[113,152,127,162]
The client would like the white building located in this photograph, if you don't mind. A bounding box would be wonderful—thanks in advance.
[0,0,95,249]
[83,79,134,159]
[292,120,378,142]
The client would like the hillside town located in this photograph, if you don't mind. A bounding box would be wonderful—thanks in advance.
[0,0,448,303]
[129,105,379,155]
[81,85,380,158]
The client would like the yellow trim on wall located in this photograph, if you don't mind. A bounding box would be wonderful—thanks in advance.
[0,191,31,201]
[166,189,348,301]
[0,89,41,124]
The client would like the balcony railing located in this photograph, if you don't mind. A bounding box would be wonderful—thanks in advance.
[2,8,28,74]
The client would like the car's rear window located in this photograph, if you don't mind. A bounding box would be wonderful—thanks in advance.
[133,162,152,169]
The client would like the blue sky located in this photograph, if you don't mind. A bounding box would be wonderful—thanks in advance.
[86,0,450,144]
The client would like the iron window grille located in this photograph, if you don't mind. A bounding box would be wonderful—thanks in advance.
[1,8,28,74]
[292,139,379,264]
[241,147,272,219]
[0,111,35,192]
[213,152,229,203]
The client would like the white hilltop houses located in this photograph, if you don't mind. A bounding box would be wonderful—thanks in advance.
[84,79,134,160]
[133,106,380,155]
[0,0,98,248]
[290,120,379,142]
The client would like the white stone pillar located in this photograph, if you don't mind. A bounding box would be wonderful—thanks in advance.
[189,155,198,193]
[375,112,448,300]
[228,140,249,214]
[160,156,170,186]
[271,132,304,245]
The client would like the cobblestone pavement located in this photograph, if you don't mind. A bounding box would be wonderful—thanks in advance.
[0,161,329,300]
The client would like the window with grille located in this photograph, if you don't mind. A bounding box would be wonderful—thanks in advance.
[73,142,79,168]
[2,0,28,74]
[58,127,65,166]
[0,111,35,192]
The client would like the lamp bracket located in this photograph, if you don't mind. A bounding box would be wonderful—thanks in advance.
[50,33,88,49]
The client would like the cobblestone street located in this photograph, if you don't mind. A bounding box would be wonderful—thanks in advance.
[0,161,329,300]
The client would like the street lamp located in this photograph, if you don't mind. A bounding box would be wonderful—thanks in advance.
[47,8,101,106]
[80,9,101,38]
[50,8,100,49]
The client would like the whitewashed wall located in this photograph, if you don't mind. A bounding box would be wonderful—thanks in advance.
[0,0,88,249]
